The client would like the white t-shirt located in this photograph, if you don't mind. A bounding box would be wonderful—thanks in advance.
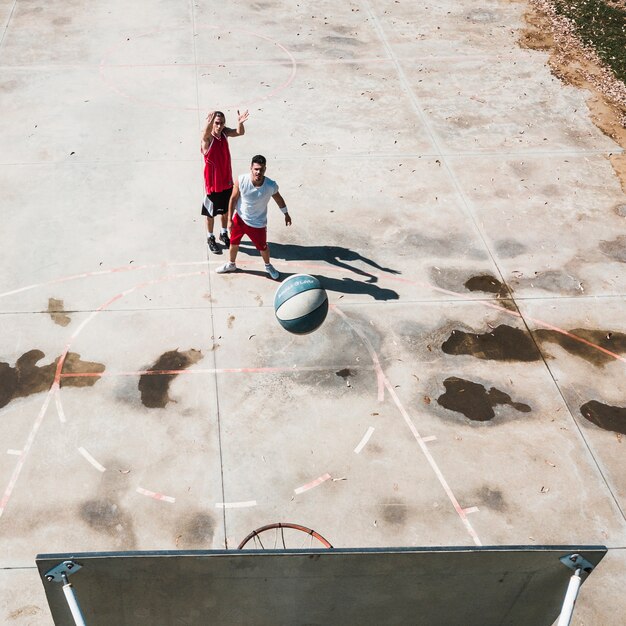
[235,174,279,228]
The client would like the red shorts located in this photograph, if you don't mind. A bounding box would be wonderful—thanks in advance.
[230,213,267,250]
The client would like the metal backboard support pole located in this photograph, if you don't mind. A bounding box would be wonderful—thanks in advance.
[44,560,87,626]
[557,553,596,626]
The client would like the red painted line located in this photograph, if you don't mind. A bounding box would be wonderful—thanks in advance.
[0,261,205,299]
[59,364,373,378]
[136,487,175,504]
[0,270,207,518]
[294,473,332,495]
[525,317,626,363]
[0,257,621,370]
[0,383,57,518]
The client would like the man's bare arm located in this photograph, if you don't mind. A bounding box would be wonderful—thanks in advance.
[273,192,291,226]
[227,182,240,228]
[224,109,249,137]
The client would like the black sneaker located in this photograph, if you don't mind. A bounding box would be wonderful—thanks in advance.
[219,232,230,249]
[208,235,221,254]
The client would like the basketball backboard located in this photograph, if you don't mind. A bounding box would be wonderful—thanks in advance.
[36,545,606,625]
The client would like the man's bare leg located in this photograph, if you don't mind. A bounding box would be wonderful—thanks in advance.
[261,246,279,279]
[229,245,239,264]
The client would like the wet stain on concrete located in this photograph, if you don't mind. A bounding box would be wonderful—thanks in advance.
[177,512,215,548]
[465,9,497,23]
[227,315,235,329]
[47,297,71,326]
[322,35,362,47]
[437,377,531,421]
[79,498,136,548]
[476,486,507,511]
[138,349,203,408]
[0,350,105,408]
[443,324,626,367]
[599,235,626,263]
[442,325,541,362]
[580,400,626,434]
[335,368,352,379]
[509,269,585,295]
[494,238,527,258]
[464,274,511,302]
[534,328,626,367]
[614,203,626,218]
[403,231,488,261]
[0,79,19,93]
[7,605,43,620]
[379,498,409,525]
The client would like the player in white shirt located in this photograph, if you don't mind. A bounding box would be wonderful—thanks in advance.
[216,155,291,280]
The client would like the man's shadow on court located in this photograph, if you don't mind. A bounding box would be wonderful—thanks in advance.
[238,242,400,301]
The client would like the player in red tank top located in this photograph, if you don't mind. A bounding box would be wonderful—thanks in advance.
[200,110,249,254]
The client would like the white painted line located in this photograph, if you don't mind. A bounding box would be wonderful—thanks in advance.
[215,501,257,509]
[333,307,482,547]
[78,447,106,473]
[136,487,176,504]
[0,384,56,519]
[55,389,66,423]
[294,473,331,495]
[421,436,437,443]
[354,427,375,454]
[463,507,480,515]
[6,450,22,456]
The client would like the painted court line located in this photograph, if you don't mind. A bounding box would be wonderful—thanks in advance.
[0,383,56,519]
[6,450,22,456]
[422,436,437,443]
[334,306,482,546]
[59,364,373,379]
[78,447,106,473]
[136,487,176,504]
[54,389,66,423]
[216,501,257,509]
[295,473,332,495]
[354,427,375,454]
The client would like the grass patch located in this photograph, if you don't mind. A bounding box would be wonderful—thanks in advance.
[553,0,626,82]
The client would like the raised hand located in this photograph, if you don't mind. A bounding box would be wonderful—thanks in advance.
[237,109,249,124]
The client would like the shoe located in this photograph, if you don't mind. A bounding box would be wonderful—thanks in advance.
[265,263,280,280]
[208,235,221,254]
[219,232,230,249]
[216,262,237,274]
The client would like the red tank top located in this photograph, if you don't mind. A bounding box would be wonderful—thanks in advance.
[203,133,232,194]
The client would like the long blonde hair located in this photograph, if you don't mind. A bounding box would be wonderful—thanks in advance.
[201,111,226,151]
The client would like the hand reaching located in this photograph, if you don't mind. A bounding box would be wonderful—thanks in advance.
[237,109,249,124]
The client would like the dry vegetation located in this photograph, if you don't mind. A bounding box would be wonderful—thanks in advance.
[520,0,626,189]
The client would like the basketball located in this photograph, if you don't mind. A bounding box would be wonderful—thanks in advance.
[274,274,328,334]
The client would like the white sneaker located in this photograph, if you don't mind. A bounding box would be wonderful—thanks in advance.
[265,263,280,280]
[216,262,236,274]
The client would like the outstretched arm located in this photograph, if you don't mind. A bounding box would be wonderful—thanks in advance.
[224,109,249,137]
[227,181,240,229]
[272,192,291,226]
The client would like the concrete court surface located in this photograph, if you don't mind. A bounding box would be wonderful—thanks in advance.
[0,0,625,623]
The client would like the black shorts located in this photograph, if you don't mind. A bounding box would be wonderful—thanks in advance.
[201,187,232,217]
